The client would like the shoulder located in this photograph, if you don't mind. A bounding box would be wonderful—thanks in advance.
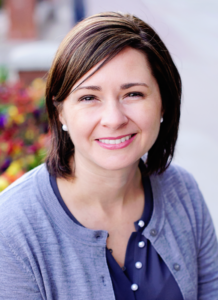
[0,163,48,196]
[151,163,214,245]
[150,163,205,236]
[158,166,218,297]
[157,163,197,189]
[152,163,202,205]
[0,163,49,209]
[0,164,51,239]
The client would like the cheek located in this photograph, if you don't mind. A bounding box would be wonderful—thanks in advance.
[133,102,161,129]
[67,111,96,143]
[142,118,160,143]
[135,102,162,146]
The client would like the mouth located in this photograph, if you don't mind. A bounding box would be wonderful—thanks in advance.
[97,134,136,145]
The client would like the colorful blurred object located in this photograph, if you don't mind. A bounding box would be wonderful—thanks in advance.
[0,77,50,191]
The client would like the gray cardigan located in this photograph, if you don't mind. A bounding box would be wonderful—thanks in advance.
[0,163,217,299]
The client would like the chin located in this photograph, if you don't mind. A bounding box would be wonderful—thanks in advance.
[93,154,142,172]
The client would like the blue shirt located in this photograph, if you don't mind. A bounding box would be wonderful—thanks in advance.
[50,160,183,300]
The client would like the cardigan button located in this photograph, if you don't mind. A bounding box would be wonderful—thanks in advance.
[131,283,138,291]
[138,220,145,228]
[174,263,180,271]
[138,241,145,248]
[135,261,142,269]
[94,231,102,239]
[150,229,157,237]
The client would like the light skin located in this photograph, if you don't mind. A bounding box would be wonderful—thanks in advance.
[58,47,163,267]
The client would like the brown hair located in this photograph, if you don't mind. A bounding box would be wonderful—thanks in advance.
[45,12,181,177]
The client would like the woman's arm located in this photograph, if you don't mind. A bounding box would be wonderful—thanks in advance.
[0,232,43,300]
[197,197,218,299]
[180,166,218,299]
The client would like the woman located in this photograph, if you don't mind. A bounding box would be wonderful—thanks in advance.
[0,12,217,300]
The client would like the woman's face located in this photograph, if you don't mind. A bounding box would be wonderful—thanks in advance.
[59,47,162,172]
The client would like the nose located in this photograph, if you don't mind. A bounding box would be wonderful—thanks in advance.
[100,101,128,130]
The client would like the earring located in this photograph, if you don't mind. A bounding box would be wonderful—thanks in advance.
[142,152,148,162]
[62,124,68,131]
[160,117,163,123]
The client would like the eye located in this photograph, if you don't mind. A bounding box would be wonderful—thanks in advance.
[79,95,97,102]
[126,92,144,98]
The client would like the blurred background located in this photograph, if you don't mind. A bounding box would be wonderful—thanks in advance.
[0,0,217,233]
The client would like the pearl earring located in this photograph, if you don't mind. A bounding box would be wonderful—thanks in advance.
[142,152,148,162]
[160,117,163,123]
[62,124,68,131]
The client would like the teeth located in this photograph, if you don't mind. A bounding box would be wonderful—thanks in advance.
[99,135,132,144]
[109,140,116,144]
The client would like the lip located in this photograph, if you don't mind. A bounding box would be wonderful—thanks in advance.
[95,133,136,150]
[97,134,133,140]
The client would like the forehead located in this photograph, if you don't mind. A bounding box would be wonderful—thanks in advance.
[71,47,153,90]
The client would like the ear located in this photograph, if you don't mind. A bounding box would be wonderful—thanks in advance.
[58,111,66,126]
[161,107,165,118]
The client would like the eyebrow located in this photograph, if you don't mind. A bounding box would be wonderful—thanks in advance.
[120,83,148,89]
[74,82,148,92]
[75,85,101,91]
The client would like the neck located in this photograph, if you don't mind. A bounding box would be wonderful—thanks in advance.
[57,156,142,212]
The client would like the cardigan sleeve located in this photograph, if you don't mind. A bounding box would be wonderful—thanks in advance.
[179,166,218,299]
[196,193,218,299]
[0,232,43,300]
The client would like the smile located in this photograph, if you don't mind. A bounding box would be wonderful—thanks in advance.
[96,134,136,150]
[98,135,132,145]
